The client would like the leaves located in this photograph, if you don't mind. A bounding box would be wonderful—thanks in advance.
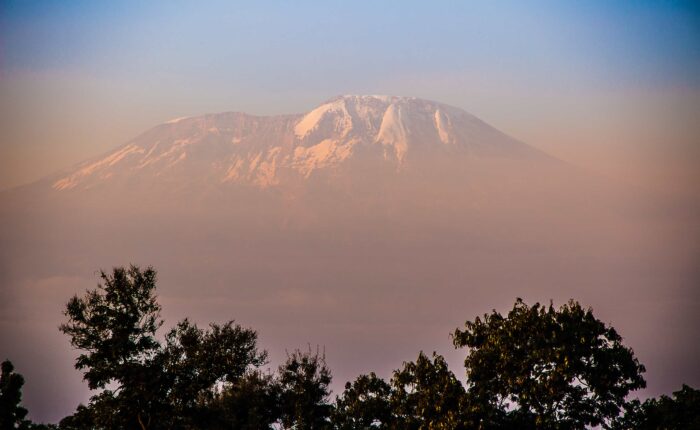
[615,384,700,429]
[334,372,392,429]
[390,352,468,430]
[59,266,268,430]
[59,265,162,391]
[55,271,679,429]
[157,319,267,424]
[278,348,333,429]
[0,360,29,429]
[453,298,646,429]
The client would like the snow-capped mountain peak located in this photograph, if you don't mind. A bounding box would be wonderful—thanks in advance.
[51,95,542,191]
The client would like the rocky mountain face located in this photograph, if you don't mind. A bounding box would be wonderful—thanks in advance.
[50,95,546,192]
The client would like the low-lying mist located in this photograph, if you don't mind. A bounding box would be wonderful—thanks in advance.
[1,149,698,423]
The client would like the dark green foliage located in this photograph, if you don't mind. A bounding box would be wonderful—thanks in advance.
[1,360,28,430]
[278,349,333,429]
[60,266,162,391]
[615,384,700,429]
[453,298,647,429]
[59,266,164,429]
[390,352,467,430]
[52,274,690,430]
[57,404,95,430]
[0,362,55,430]
[59,265,267,430]
[207,371,281,429]
[333,355,468,430]
[156,319,267,428]
[334,372,392,429]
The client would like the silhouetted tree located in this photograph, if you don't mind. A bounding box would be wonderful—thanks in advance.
[57,270,688,430]
[0,361,56,430]
[207,370,281,429]
[59,265,267,430]
[614,384,700,429]
[1,360,29,430]
[59,266,163,429]
[156,319,267,428]
[390,352,467,430]
[333,372,392,429]
[278,349,333,429]
[57,404,95,430]
[453,298,646,429]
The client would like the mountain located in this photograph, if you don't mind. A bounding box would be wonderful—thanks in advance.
[49,95,547,192]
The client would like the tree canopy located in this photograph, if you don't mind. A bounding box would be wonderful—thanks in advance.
[278,348,333,429]
[615,384,700,430]
[1,360,28,430]
[60,266,162,392]
[59,266,267,430]
[334,372,392,429]
[390,352,467,429]
[8,266,687,429]
[453,298,647,429]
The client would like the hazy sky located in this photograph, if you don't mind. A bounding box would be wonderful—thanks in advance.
[1,0,699,194]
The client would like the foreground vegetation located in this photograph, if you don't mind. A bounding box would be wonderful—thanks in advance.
[2,266,698,429]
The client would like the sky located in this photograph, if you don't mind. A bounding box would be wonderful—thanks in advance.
[1,0,699,194]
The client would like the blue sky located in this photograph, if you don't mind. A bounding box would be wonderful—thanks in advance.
[1,0,699,190]
[3,1,698,89]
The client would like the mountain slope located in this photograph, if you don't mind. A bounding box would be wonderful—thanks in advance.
[50,95,547,191]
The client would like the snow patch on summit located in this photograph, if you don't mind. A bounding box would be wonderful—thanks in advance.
[376,103,408,162]
[165,116,189,124]
[434,110,451,145]
[293,138,354,177]
[295,98,352,139]
[53,144,144,190]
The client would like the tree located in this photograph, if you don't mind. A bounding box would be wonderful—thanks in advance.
[207,370,281,430]
[453,298,646,429]
[156,319,267,428]
[389,352,467,430]
[278,348,333,429]
[60,266,162,391]
[615,384,700,429]
[59,265,267,430]
[59,265,163,429]
[333,372,392,429]
[0,360,29,430]
[0,362,54,430]
[57,404,96,430]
